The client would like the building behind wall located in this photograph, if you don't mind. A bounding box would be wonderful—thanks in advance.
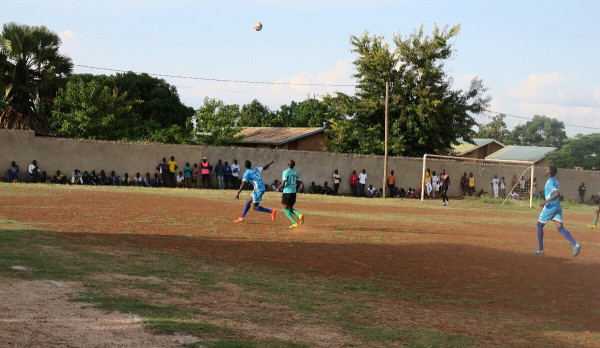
[234,127,326,151]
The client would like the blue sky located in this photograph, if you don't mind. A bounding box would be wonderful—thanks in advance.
[3,0,600,136]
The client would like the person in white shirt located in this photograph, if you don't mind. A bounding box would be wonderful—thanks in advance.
[431,171,439,198]
[358,169,368,197]
[176,171,185,188]
[231,160,240,188]
[28,160,40,183]
[491,175,500,199]
[367,184,376,198]
[500,176,506,197]
[332,169,341,196]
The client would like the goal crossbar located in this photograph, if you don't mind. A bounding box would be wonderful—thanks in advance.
[421,154,535,208]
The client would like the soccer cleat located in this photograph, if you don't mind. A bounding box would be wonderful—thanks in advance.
[532,249,544,256]
[271,209,277,222]
[298,214,304,224]
[288,223,299,229]
[573,243,581,257]
[588,225,596,229]
[233,217,245,223]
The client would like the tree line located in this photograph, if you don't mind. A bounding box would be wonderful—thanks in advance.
[1,22,598,169]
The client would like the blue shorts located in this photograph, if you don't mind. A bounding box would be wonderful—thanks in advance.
[251,190,265,203]
[538,206,563,223]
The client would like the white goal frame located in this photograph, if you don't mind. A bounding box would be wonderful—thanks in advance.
[421,154,535,208]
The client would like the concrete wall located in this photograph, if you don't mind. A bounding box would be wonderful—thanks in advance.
[2,129,599,201]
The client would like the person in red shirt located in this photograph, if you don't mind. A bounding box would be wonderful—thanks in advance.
[349,170,359,197]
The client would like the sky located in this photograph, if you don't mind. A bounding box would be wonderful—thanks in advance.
[3,0,600,136]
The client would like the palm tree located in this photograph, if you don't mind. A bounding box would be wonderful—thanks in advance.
[0,22,73,133]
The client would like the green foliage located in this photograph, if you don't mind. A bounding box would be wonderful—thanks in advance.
[276,98,330,127]
[195,98,243,146]
[476,114,510,142]
[51,80,140,140]
[505,115,566,147]
[326,25,489,156]
[0,22,73,133]
[546,133,600,170]
[50,73,194,143]
[238,99,277,126]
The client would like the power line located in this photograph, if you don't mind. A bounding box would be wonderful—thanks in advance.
[484,109,600,131]
[74,64,358,87]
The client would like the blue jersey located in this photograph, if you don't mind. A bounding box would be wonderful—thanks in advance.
[282,168,299,194]
[243,167,265,192]
[544,177,560,209]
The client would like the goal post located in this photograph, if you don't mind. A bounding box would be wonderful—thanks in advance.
[421,154,536,208]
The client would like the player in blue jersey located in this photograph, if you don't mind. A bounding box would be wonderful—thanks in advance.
[277,160,304,229]
[532,166,581,257]
[234,160,277,223]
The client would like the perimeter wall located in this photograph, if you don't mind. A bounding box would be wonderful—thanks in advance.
[2,130,599,201]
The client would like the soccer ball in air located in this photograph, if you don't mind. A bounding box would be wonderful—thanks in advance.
[253,22,263,31]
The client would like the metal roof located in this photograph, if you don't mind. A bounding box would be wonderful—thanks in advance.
[485,145,557,163]
[453,138,505,156]
[236,127,326,145]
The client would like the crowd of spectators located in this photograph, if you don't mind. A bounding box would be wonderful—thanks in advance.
[5,159,595,202]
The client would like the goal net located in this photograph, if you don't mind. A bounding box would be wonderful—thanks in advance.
[421,154,536,208]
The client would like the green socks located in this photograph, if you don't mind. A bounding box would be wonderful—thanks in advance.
[594,215,598,226]
[292,209,301,216]
[284,209,296,224]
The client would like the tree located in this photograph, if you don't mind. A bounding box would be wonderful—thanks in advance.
[194,98,242,146]
[476,114,510,142]
[237,99,277,126]
[545,133,600,170]
[51,73,194,143]
[277,98,330,127]
[0,23,73,133]
[506,115,567,147]
[325,25,490,156]
[51,80,140,140]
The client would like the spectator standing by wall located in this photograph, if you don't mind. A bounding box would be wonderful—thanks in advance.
[168,156,178,188]
[358,169,368,197]
[440,169,450,206]
[388,170,396,198]
[579,182,586,204]
[349,170,359,197]
[201,157,210,188]
[157,158,169,187]
[460,173,468,196]
[431,171,439,198]
[223,161,232,189]
[192,163,199,187]
[491,175,500,199]
[500,176,506,198]
[6,161,20,183]
[468,173,475,196]
[215,159,224,189]
[231,160,240,188]
[423,169,431,198]
[333,169,341,196]
[184,162,192,188]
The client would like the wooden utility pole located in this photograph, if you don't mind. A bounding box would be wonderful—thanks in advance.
[382,82,389,199]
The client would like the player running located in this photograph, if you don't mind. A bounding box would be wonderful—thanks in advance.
[234,160,277,223]
[532,166,581,257]
[277,160,304,229]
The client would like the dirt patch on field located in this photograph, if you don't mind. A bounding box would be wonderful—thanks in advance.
[0,278,193,348]
[1,185,599,346]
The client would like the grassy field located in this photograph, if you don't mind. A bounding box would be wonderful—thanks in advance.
[0,183,599,347]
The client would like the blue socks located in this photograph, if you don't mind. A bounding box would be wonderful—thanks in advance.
[537,222,544,250]
[241,202,251,217]
[557,226,576,246]
[255,205,272,213]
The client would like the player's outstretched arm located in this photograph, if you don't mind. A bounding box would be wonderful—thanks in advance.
[235,180,247,200]
[262,161,274,171]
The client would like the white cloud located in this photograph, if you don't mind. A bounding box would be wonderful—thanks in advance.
[456,73,476,90]
[509,72,565,103]
[58,29,82,58]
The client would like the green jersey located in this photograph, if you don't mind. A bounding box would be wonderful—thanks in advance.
[282,168,299,194]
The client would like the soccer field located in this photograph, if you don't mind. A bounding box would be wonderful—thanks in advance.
[0,183,598,347]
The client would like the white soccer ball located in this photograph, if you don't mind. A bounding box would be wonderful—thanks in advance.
[254,22,263,31]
